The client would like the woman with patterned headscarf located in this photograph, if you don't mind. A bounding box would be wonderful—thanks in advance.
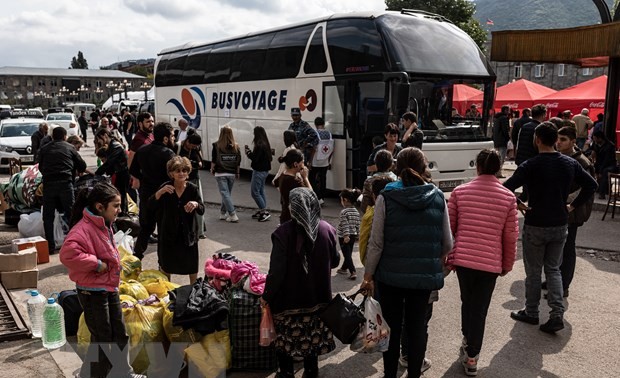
[261,188,340,378]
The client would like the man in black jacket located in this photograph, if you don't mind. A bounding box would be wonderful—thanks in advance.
[77,111,89,146]
[511,108,531,146]
[95,128,129,215]
[38,126,87,252]
[493,106,511,177]
[31,122,48,163]
[129,122,176,259]
[591,130,618,199]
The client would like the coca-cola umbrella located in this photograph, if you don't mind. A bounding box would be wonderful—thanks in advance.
[469,78,556,112]
[452,84,482,116]
[538,75,608,119]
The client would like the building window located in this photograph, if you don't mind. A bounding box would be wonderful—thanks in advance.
[38,79,46,86]
[558,64,565,77]
[0,79,5,86]
[95,80,102,87]
[84,93,91,100]
[26,79,33,86]
[514,63,522,78]
[582,67,593,76]
[12,79,20,87]
[535,64,545,78]
[50,79,57,86]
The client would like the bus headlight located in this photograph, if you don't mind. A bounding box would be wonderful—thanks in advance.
[428,162,435,170]
[469,160,475,167]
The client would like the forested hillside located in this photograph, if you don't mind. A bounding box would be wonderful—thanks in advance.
[473,0,615,30]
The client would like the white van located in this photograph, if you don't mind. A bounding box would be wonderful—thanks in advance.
[65,103,96,114]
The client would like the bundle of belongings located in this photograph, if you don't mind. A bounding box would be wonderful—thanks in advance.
[203,253,277,371]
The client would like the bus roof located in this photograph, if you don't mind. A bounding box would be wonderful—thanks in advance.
[158,10,440,55]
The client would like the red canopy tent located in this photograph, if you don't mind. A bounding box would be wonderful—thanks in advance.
[539,75,608,118]
[470,78,556,112]
[452,84,482,115]
[539,75,620,145]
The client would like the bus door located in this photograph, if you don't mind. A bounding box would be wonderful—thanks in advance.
[323,80,388,188]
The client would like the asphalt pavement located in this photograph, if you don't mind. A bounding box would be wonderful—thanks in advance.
[0,146,619,377]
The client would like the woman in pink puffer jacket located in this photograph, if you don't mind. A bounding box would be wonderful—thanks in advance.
[447,149,518,377]
[60,182,143,378]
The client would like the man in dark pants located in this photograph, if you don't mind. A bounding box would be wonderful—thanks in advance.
[78,110,90,146]
[540,127,595,298]
[493,105,511,177]
[38,127,87,252]
[504,122,597,333]
[31,122,49,163]
[511,108,531,147]
[129,122,176,260]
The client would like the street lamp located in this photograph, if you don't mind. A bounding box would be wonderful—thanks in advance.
[69,91,78,103]
[106,81,117,103]
[59,86,69,106]
[139,82,152,101]
[78,85,89,102]
[118,79,132,101]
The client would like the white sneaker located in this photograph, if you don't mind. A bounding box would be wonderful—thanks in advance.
[219,212,228,220]
[421,357,431,373]
[226,213,239,223]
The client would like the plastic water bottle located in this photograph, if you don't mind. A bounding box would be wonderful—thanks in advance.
[42,297,66,349]
[27,290,46,338]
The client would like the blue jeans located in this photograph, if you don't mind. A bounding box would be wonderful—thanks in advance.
[522,224,567,318]
[215,175,236,214]
[250,170,268,210]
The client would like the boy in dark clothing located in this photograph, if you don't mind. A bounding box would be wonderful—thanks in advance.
[504,122,597,334]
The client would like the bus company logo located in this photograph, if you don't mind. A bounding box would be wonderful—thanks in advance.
[299,89,317,112]
[166,87,206,128]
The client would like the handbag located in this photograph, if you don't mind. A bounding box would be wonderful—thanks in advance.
[319,290,365,344]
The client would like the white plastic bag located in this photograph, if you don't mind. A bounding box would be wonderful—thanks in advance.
[350,296,390,353]
[18,211,44,237]
[114,229,135,255]
[54,211,69,246]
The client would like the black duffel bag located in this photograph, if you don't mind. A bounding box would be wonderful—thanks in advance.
[319,290,365,344]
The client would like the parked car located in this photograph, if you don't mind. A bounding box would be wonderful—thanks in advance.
[44,112,77,131]
[0,117,42,167]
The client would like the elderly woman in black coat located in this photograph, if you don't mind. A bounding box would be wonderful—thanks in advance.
[261,188,340,378]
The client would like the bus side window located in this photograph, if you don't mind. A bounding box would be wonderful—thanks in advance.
[303,26,327,74]
[263,25,313,80]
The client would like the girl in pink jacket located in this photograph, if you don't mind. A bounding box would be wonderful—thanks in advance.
[60,182,143,378]
[447,149,518,377]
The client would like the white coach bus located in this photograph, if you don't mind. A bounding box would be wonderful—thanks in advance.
[154,10,495,191]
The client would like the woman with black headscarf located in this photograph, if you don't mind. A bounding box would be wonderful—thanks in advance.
[261,188,340,378]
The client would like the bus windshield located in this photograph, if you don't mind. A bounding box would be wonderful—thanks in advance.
[407,79,491,142]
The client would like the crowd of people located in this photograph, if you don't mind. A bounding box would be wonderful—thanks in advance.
[27,101,613,378]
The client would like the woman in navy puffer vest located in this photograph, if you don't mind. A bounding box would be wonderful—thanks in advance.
[362,147,453,378]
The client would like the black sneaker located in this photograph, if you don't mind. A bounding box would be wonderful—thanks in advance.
[510,309,539,325]
[252,211,261,219]
[148,235,158,244]
[258,212,271,222]
[540,317,564,333]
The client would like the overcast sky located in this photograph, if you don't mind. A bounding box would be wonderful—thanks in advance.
[1,0,386,69]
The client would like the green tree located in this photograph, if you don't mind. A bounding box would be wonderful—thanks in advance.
[385,0,487,50]
[130,65,149,77]
[70,51,88,69]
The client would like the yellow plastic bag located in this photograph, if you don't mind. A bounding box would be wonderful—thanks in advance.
[120,253,142,281]
[77,313,91,356]
[122,302,166,374]
[127,193,138,215]
[119,280,149,301]
[120,294,138,305]
[144,279,179,298]
[137,269,169,284]
[162,303,201,344]
[185,330,231,378]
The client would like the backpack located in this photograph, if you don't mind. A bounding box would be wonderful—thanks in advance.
[58,289,83,336]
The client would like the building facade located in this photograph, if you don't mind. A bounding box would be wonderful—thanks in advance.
[0,67,148,108]
[491,61,608,89]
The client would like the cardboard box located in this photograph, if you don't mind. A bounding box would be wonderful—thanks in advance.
[0,268,38,290]
[0,246,37,272]
[12,236,49,264]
